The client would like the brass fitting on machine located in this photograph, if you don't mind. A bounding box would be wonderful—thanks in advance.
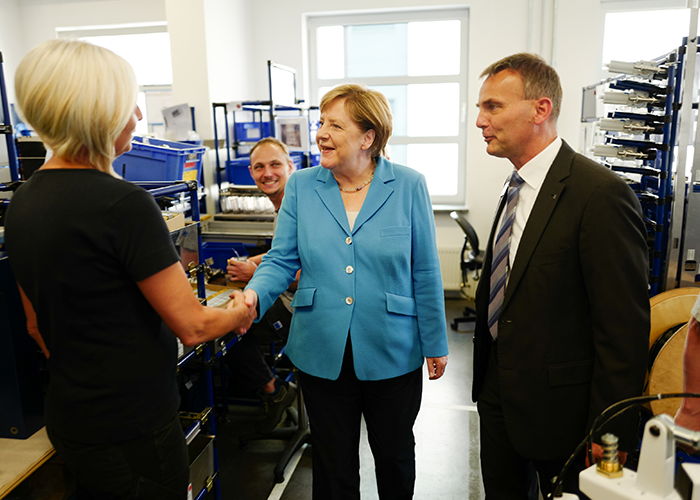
[596,433,623,478]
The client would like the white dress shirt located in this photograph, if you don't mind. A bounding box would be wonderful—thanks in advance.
[495,136,562,271]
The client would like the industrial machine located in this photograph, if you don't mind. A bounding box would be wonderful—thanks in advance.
[558,410,700,500]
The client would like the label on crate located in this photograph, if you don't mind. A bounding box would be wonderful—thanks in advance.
[183,161,198,181]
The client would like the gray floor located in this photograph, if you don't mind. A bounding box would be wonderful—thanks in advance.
[216,297,485,499]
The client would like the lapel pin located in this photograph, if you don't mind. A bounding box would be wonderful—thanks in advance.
[552,194,557,199]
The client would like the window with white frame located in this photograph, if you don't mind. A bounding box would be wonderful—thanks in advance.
[307,8,469,207]
[600,0,692,74]
[57,23,174,137]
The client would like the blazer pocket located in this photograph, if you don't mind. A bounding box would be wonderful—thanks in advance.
[381,226,411,237]
[548,359,594,387]
[290,288,316,308]
[529,249,568,266]
[386,292,417,316]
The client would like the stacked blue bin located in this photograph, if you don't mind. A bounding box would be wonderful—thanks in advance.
[114,136,206,183]
[201,242,250,270]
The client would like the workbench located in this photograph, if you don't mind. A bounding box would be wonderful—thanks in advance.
[0,427,54,498]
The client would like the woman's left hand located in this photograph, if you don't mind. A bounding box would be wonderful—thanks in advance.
[426,356,448,380]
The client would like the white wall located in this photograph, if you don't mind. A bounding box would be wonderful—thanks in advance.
[0,0,635,252]
[246,0,603,247]
[0,0,167,168]
[204,0,254,103]
[0,0,23,167]
[0,0,167,112]
[0,0,22,105]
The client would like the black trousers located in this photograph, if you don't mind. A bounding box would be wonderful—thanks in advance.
[477,345,585,500]
[225,296,291,391]
[297,337,423,500]
[47,414,189,500]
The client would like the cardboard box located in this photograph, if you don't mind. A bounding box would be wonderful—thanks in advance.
[163,211,185,232]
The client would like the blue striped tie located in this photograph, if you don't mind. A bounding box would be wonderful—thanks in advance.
[487,171,525,341]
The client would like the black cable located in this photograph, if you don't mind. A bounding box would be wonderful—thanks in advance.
[549,392,700,498]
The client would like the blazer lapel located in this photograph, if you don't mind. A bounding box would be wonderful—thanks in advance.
[313,159,396,235]
[352,158,395,234]
[314,168,352,234]
[504,141,575,306]
[477,180,510,301]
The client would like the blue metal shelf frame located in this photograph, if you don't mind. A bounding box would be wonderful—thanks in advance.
[650,60,681,296]
[211,100,318,213]
[140,179,221,500]
[590,44,686,297]
[0,52,20,181]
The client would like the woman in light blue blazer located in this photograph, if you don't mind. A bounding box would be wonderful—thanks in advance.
[244,84,448,499]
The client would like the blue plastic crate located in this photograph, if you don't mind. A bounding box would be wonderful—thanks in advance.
[235,122,271,142]
[289,152,305,169]
[226,157,255,185]
[201,242,249,271]
[114,136,206,182]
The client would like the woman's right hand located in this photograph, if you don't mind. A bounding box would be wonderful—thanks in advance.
[138,262,258,346]
[227,289,257,335]
[242,288,259,311]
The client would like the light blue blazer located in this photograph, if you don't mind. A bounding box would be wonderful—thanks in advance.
[246,157,448,381]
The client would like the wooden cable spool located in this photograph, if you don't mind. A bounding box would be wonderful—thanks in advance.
[645,287,700,416]
[647,323,688,416]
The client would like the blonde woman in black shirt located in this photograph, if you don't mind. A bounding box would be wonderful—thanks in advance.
[6,38,256,500]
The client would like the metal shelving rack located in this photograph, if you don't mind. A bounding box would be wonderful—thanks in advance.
[211,61,318,213]
[0,52,20,183]
[667,8,700,291]
[211,100,316,206]
[581,27,700,296]
[140,180,246,500]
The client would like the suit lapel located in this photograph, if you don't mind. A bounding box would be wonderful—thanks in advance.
[477,181,509,301]
[315,168,351,234]
[352,159,394,234]
[503,142,575,307]
[313,158,396,235]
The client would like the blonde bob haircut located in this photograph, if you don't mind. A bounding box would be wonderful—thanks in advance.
[15,39,138,175]
[319,84,392,160]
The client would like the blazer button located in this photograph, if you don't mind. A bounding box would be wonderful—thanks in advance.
[346,265,354,274]
[346,237,352,245]
[346,297,354,305]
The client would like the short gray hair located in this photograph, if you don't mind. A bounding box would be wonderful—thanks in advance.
[481,53,562,121]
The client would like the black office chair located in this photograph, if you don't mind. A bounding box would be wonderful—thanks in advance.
[238,350,311,483]
[449,211,482,331]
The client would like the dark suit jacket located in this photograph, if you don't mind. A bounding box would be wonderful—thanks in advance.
[473,141,650,459]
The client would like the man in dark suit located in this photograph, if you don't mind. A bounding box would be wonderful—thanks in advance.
[473,53,650,498]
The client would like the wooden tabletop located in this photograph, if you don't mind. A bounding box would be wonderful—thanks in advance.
[0,427,55,499]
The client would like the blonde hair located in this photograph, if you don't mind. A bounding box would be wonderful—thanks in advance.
[15,39,138,174]
[481,53,563,122]
[319,84,393,160]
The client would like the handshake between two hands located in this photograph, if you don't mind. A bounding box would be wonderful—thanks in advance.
[226,289,259,335]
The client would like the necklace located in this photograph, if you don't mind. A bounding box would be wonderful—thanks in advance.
[339,172,374,193]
